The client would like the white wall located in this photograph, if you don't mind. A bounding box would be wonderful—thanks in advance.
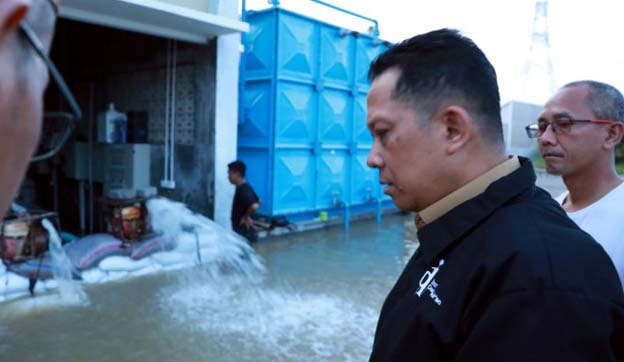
[158,0,213,12]
[213,0,241,229]
[501,100,542,158]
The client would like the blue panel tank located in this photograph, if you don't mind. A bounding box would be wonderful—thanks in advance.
[239,6,393,221]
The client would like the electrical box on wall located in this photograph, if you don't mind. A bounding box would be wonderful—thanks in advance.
[63,142,104,181]
[102,144,152,195]
[64,143,151,195]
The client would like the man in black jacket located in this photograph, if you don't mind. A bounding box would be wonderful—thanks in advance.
[366,28,624,361]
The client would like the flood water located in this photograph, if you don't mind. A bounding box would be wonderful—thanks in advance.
[0,213,411,362]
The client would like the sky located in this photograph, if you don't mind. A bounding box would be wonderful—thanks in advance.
[244,0,624,105]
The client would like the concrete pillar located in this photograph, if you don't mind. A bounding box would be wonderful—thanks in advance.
[213,0,241,228]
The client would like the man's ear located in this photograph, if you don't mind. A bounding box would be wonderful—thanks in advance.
[604,122,624,150]
[0,0,30,38]
[436,105,473,155]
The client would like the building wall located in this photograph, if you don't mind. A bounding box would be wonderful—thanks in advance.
[501,100,542,158]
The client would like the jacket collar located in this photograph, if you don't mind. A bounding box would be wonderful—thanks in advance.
[417,157,536,263]
[417,156,520,225]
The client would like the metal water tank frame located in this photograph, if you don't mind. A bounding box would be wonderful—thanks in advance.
[238,1,394,229]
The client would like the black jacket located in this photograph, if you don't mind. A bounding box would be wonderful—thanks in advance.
[370,158,624,362]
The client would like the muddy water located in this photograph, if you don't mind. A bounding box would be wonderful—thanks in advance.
[0,213,410,362]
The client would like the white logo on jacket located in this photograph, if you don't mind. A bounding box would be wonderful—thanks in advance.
[415,259,444,305]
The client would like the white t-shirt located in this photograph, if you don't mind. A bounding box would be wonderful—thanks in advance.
[557,183,624,288]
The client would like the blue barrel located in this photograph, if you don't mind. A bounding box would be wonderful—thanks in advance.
[239,7,393,221]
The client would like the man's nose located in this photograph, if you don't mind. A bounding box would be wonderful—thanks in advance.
[538,123,558,146]
[367,146,384,169]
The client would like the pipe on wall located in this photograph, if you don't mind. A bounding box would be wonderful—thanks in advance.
[163,39,171,184]
[169,40,177,184]
[161,39,177,189]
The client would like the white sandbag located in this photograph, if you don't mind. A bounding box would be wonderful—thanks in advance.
[149,251,188,266]
[0,290,28,303]
[64,233,127,270]
[0,272,30,295]
[7,254,80,281]
[130,235,176,260]
[174,234,199,253]
[81,268,107,284]
[198,246,223,262]
[33,281,48,294]
[175,231,224,253]
[194,228,221,248]
[130,264,163,277]
[100,270,129,283]
[98,256,151,272]
[162,262,191,272]
[44,279,58,290]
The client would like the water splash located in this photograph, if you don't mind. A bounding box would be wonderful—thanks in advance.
[150,198,378,361]
[41,218,89,306]
[146,197,266,279]
[160,273,377,362]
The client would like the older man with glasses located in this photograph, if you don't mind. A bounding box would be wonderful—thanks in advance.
[0,0,80,217]
[527,80,624,287]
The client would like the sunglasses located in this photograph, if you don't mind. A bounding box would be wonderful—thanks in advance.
[18,1,82,162]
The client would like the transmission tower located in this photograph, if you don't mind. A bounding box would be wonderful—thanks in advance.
[520,0,556,105]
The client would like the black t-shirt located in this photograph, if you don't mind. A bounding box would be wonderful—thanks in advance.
[231,182,259,230]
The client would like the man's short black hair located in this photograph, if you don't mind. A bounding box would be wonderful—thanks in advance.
[228,160,246,178]
[369,28,503,145]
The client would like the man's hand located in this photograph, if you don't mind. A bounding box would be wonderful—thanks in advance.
[240,215,253,227]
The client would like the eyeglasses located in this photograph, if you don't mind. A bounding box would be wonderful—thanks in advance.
[525,119,618,138]
[19,1,82,162]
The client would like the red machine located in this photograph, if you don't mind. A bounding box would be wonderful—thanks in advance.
[101,197,152,242]
[0,212,58,262]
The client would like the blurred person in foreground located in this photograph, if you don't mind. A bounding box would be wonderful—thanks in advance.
[528,80,624,287]
[0,0,62,217]
[365,28,624,362]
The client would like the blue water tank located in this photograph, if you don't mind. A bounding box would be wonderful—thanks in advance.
[239,7,392,220]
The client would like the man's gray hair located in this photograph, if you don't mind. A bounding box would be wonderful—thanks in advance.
[563,80,624,123]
